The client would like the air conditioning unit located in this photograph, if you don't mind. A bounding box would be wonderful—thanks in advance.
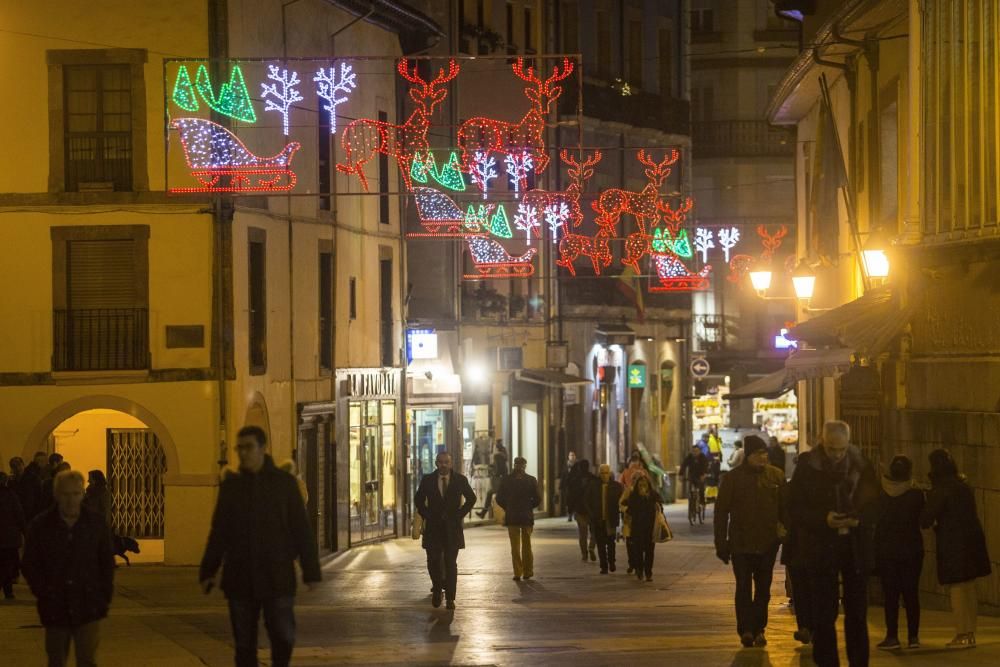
[497,346,523,371]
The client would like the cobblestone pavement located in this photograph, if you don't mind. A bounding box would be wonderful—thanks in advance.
[2,503,999,666]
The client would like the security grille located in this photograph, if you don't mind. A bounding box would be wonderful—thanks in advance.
[107,429,166,538]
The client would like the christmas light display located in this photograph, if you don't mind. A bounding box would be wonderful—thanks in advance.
[557,229,613,276]
[594,150,680,234]
[727,254,754,283]
[469,151,498,198]
[657,196,695,234]
[758,224,788,259]
[409,151,466,191]
[694,228,715,263]
[718,227,740,261]
[464,203,496,233]
[650,254,711,292]
[169,118,300,193]
[622,232,651,271]
[560,150,602,228]
[650,227,693,258]
[545,202,570,243]
[339,59,459,192]
[488,203,513,239]
[261,65,303,136]
[194,64,257,123]
[409,186,467,236]
[464,237,537,279]
[505,151,534,198]
[458,58,574,177]
[513,202,540,245]
[314,62,357,135]
[172,65,199,112]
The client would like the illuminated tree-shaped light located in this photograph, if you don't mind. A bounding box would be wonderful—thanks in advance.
[314,61,357,135]
[489,203,513,239]
[172,65,199,112]
[718,226,740,262]
[261,65,304,136]
[505,151,534,198]
[470,150,498,198]
[671,229,693,258]
[514,203,540,245]
[410,152,430,184]
[435,152,466,191]
[694,228,715,263]
[545,202,570,243]
[195,64,256,123]
[465,203,495,233]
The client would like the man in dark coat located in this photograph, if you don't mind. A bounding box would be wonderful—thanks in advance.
[788,420,878,667]
[414,451,476,609]
[566,459,598,561]
[584,463,623,574]
[559,451,576,520]
[714,435,786,648]
[16,452,47,520]
[22,469,114,667]
[200,426,321,667]
[0,472,26,599]
[496,456,541,580]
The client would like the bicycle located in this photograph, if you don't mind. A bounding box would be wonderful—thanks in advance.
[686,477,706,526]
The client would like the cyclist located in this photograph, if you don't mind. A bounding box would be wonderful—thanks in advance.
[680,444,710,524]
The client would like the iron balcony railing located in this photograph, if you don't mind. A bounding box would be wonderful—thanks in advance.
[692,120,795,158]
[53,308,149,371]
[65,133,132,191]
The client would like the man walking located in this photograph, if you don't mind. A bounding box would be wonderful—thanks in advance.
[566,459,598,561]
[585,463,622,574]
[714,435,786,648]
[789,420,878,667]
[496,456,540,580]
[560,451,576,520]
[200,426,321,667]
[414,452,476,609]
[22,470,114,667]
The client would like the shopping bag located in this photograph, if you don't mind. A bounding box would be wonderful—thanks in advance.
[491,497,506,524]
[655,509,673,543]
[411,512,424,540]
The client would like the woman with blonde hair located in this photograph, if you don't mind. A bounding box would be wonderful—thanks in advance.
[279,459,309,505]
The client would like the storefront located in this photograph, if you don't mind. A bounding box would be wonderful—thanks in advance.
[297,402,336,551]
[336,368,401,547]
[754,393,798,446]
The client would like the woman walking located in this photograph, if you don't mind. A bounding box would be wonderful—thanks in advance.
[874,455,925,650]
[920,449,991,649]
[623,476,661,582]
[83,470,112,525]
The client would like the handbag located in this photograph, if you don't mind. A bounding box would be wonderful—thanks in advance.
[491,497,506,524]
[411,512,424,540]
[654,508,673,543]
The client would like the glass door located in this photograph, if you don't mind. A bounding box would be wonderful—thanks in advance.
[349,399,397,544]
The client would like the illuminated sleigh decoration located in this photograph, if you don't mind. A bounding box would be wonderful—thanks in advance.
[170,118,301,193]
[410,186,476,236]
[649,253,711,292]
[464,237,537,279]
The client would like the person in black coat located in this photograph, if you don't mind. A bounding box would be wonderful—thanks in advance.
[584,463,623,574]
[623,475,662,581]
[0,473,25,599]
[476,442,508,519]
[414,451,477,609]
[496,456,541,580]
[22,469,114,666]
[920,448,991,649]
[16,452,46,520]
[873,455,925,650]
[787,421,878,667]
[83,470,112,527]
[566,459,598,561]
[200,426,321,667]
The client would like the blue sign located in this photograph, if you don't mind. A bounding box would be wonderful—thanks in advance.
[690,357,711,378]
[774,328,798,350]
[406,329,437,362]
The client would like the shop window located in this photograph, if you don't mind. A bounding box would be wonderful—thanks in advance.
[319,247,333,372]
[248,228,267,374]
[348,399,396,544]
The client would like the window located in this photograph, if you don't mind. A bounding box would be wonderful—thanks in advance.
[64,65,132,191]
[596,12,611,79]
[319,248,333,372]
[379,257,393,366]
[524,8,534,51]
[248,229,267,374]
[51,226,149,371]
[690,8,715,33]
[562,2,579,53]
[628,21,643,87]
[658,28,673,97]
[879,96,899,224]
[318,114,331,210]
[349,277,357,320]
[378,110,390,224]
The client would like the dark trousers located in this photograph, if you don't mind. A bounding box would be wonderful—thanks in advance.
[880,554,922,641]
[575,513,595,555]
[634,536,655,576]
[788,563,814,632]
[592,523,616,570]
[228,596,296,667]
[625,536,637,570]
[731,544,779,637]
[44,621,101,667]
[426,546,460,601]
[811,539,869,667]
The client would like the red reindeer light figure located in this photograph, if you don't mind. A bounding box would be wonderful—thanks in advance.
[521,149,602,239]
[458,58,574,189]
[727,224,789,283]
[338,59,459,191]
[621,196,696,270]
[557,227,613,276]
[593,149,680,234]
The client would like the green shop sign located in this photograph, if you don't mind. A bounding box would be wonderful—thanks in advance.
[627,363,647,388]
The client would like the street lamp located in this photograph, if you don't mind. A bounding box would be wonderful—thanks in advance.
[791,260,816,300]
[862,228,890,280]
[749,260,773,296]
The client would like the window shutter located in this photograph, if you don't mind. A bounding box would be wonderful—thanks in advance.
[67,239,137,309]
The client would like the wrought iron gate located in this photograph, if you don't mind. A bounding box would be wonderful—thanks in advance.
[107,429,166,538]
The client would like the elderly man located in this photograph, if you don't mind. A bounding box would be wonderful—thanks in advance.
[585,464,623,574]
[496,456,541,581]
[714,435,786,648]
[788,420,878,667]
[414,452,476,609]
[22,469,114,667]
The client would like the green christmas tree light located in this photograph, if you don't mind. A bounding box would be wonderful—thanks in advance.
[172,65,199,112]
[410,152,429,184]
[434,152,466,191]
[195,64,257,123]
[670,228,693,258]
[488,203,513,239]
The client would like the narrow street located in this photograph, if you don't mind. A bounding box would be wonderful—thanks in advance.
[2,504,998,666]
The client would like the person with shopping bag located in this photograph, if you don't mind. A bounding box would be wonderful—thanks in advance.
[623,476,662,582]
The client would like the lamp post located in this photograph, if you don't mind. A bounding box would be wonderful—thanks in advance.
[748,259,829,313]
[862,227,890,284]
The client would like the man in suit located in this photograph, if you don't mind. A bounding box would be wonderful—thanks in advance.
[584,463,623,574]
[414,452,476,610]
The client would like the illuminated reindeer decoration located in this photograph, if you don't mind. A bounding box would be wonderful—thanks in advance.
[458,58,574,193]
[338,59,459,191]
[622,197,695,271]
[554,151,610,276]
[594,149,680,234]
[727,224,789,283]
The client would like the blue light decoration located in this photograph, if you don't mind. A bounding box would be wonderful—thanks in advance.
[261,65,304,136]
[314,61,357,135]
[774,328,798,350]
[194,64,257,123]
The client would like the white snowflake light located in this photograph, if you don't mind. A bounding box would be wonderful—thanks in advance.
[470,150,498,198]
[694,227,715,263]
[513,203,540,245]
[261,65,304,136]
[505,151,534,198]
[718,226,740,262]
[314,62,357,135]
[544,201,570,243]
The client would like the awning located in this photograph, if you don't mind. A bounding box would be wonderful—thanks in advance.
[515,369,593,388]
[786,286,913,361]
[785,348,854,381]
[726,369,795,400]
[595,322,635,346]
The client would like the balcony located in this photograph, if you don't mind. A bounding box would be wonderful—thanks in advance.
[692,120,795,158]
[53,308,149,372]
[561,82,690,136]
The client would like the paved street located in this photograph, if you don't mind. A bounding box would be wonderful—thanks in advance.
[2,504,999,666]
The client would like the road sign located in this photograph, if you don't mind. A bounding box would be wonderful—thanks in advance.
[690,357,711,378]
